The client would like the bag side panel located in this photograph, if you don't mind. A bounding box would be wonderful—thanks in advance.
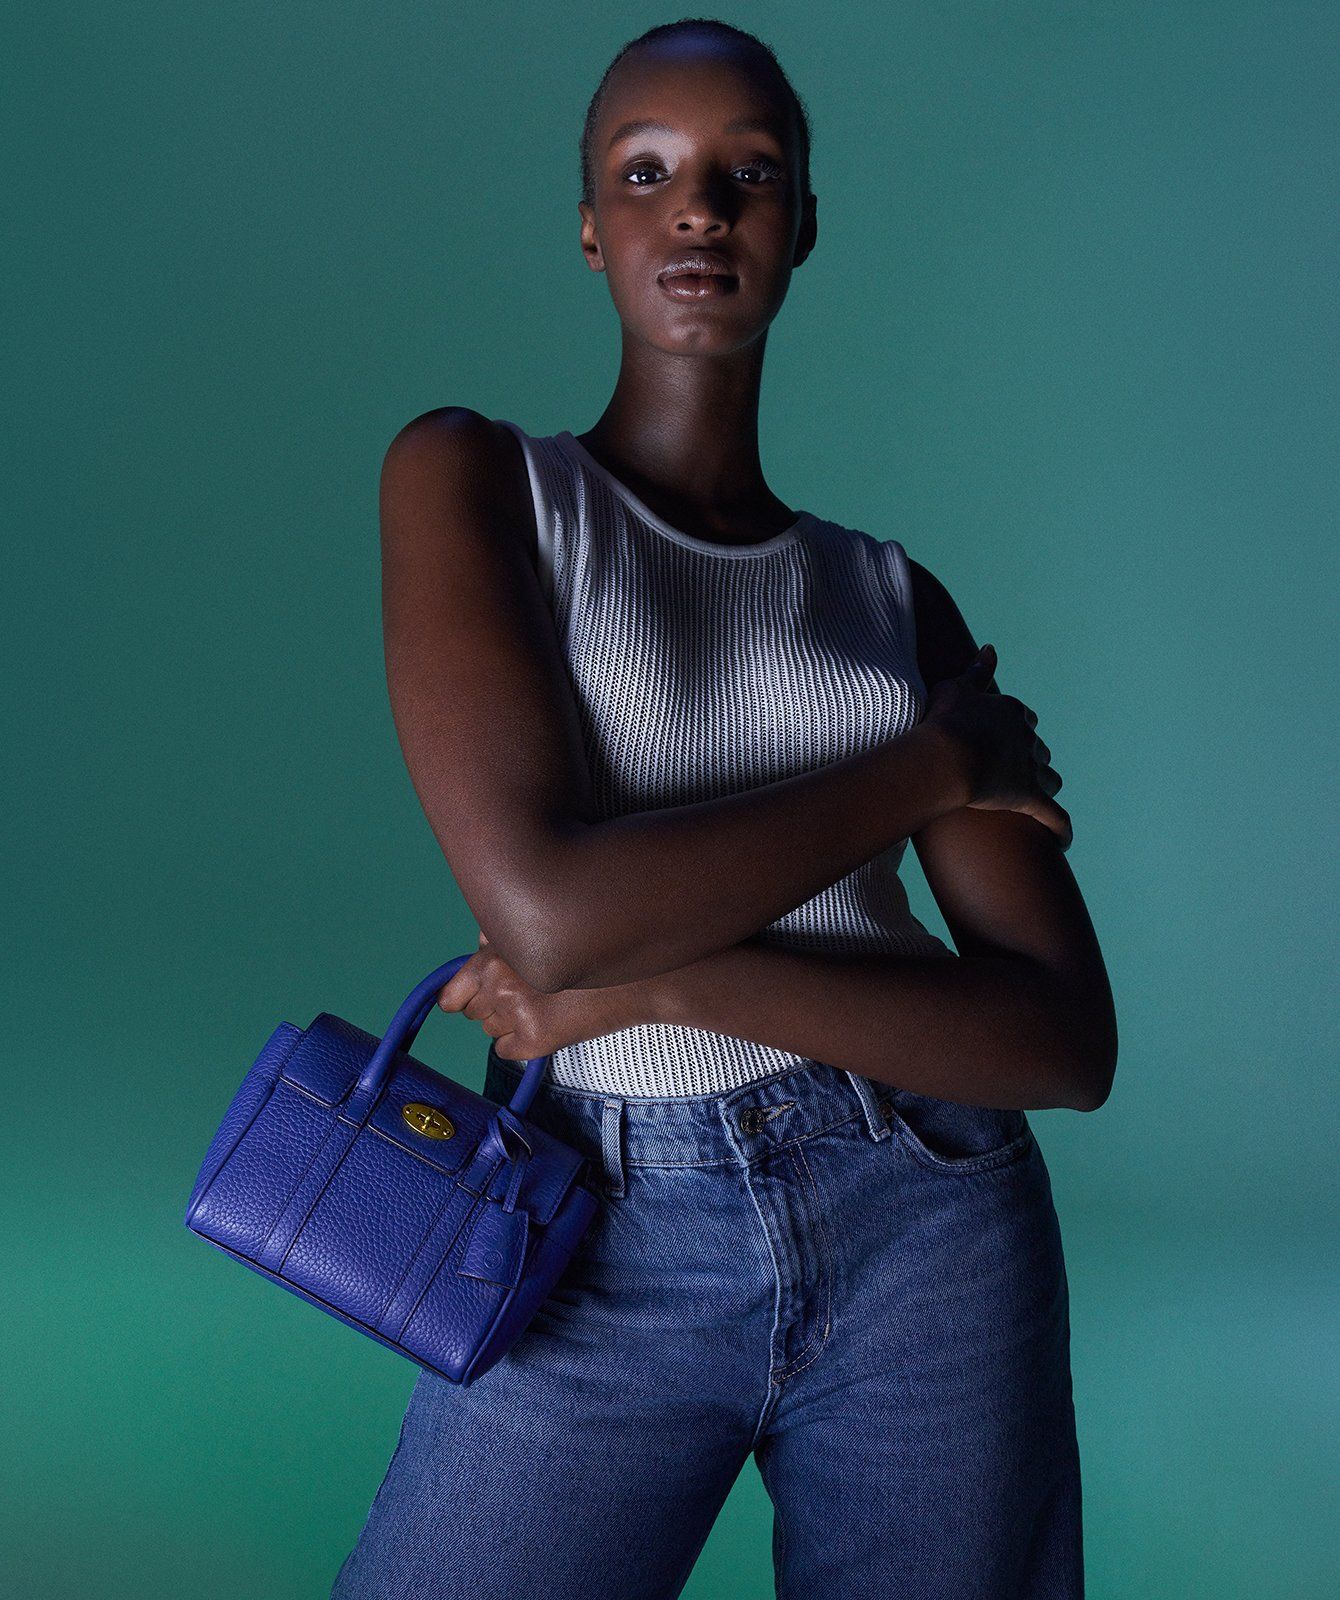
[184,1022,304,1223]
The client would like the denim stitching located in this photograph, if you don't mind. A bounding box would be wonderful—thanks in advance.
[601,1099,625,1197]
[748,1372,783,1455]
[795,1140,834,1344]
[739,1161,790,1397]
[591,1110,869,1171]
[772,1331,830,1384]
[770,1144,833,1381]
[768,1158,825,1381]
[480,1107,869,1172]
[758,1109,866,1154]
[772,1468,789,1586]
[887,1111,1035,1175]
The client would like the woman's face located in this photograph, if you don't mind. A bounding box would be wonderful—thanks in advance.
[580,44,816,356]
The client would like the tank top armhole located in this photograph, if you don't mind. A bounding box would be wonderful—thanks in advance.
[495,418,556,610]
[882,537,930,706]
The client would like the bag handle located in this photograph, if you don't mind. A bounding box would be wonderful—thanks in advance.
[343,956,551,1134]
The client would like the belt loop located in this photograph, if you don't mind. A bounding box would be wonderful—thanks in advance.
[601,1098,626,1196]
[844,1069,893,1143]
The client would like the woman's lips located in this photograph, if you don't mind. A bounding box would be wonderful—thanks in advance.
[657,272,739,300]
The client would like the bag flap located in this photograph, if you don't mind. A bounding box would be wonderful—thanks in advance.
[279,1012,588,1224]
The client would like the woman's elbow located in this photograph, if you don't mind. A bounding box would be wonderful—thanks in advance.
[456,825,604,992]
[499,920,645,994]
[1068,1031,1118,1112]
[1045,972,1118,1112]
[1070,1068,1114,1112]
[479,884,588,995]
[482,919,576,995]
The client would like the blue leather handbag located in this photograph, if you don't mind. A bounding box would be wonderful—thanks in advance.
[183,955,602,1386]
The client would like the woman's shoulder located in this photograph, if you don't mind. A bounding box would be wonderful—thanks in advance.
[902,550,981,691]
[380,406,539,572]
[382,405,535,482]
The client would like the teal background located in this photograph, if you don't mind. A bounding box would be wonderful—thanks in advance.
[5,3,1336,1595]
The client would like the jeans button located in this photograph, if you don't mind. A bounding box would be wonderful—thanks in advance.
[740,1108,762,1134]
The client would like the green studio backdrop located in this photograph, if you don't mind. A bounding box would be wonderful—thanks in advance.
[5,3,1336,1597]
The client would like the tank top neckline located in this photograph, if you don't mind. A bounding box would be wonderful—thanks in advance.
[551,429,816,558]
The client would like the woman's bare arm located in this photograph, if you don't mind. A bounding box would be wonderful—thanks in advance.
[606,935,1111,1111]
[455,556,1114,1111]
[381,406,973,994]
[578,561,1117,1109]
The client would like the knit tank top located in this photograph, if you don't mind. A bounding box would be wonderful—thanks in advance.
[497,419,954,1098]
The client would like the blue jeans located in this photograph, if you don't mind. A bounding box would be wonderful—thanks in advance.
[331,1046,1083,1598]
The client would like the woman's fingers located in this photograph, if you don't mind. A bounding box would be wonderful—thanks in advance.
[1022,795,1073,851]
[963,643,995,682]
[437,960,481,1013]
[464,992,498,1022]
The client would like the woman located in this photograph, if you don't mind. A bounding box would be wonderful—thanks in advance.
[332,19,1116,1600]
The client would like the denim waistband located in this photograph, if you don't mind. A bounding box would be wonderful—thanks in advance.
[485,1042,894,1174]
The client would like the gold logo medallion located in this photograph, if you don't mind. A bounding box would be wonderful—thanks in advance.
[401,1102,455,1140]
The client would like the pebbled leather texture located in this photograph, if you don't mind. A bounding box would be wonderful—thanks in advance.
[183,960,602,1386]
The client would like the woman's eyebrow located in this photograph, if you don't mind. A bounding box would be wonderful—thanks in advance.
[607,118,670,149]
[606,115,785,150]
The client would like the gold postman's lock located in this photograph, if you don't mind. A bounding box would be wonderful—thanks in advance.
[401,1102,455,1140]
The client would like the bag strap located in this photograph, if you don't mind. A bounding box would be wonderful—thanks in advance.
[343,956,552,1135]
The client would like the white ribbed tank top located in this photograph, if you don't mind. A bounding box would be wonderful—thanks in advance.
[498,419,954,1098]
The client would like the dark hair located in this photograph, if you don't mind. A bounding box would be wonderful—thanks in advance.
[579,18,813,208]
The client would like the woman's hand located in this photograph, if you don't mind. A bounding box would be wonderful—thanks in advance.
[436,932,642,1060]
[924,643,1073,850]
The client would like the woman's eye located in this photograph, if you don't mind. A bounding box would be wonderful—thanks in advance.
[737,159,785,184]
[622,158,786,187]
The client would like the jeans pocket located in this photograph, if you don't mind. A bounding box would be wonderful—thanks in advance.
[880,1087,1034,1175]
